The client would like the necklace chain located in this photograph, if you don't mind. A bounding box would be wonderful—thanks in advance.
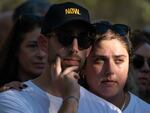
[121,93,126,111]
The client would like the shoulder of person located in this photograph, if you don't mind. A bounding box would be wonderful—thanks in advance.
[125,92,150,113]
[0,90,33,113]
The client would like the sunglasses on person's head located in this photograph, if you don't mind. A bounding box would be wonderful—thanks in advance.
[132,54,150,69]
[46,31,94,50]
[93,21,130,37]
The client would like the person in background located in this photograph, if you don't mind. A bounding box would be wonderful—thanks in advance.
[0,0,51,91]
[130,30,150,103]
[79,21,150,112]
[0,14,47,89]
[0,2,121,113]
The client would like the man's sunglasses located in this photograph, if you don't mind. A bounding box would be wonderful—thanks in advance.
[132,55,150,69]
[93,21,130,37]
[46,31,94,50]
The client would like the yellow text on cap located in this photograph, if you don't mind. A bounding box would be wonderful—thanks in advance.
[65,8,81,15]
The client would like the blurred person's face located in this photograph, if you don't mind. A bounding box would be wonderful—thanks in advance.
[39,23,92,73]
[132,43,150,92]
[18,28,47,81]
[84,38,129,99]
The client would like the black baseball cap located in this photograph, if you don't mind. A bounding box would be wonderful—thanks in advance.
[41,2,93,35]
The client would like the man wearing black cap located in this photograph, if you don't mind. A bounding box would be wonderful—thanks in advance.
[0,2,121,113]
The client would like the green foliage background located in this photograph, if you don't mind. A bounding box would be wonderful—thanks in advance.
[0,0,150,29]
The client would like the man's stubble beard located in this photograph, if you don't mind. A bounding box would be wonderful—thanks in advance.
[47,48,86,73]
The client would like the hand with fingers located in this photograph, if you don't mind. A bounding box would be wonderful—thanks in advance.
[51,56,80,102]
[0,81,27,92]
[51,56,80,113]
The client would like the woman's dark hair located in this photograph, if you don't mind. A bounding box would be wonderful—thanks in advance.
[130,29,150,52]
[93,21,132,56]
[0,14,43,87]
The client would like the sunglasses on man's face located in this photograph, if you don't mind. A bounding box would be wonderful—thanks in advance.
[93,21,130,37]
[132,55,150,69]
[47,31,94,50]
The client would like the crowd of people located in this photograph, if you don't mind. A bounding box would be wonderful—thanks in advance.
[0,1,149,113]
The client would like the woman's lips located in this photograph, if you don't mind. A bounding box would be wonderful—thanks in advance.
[101,80,117,86]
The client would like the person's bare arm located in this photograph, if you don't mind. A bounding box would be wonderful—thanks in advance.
[52,56,80,113]
[58,96,79,113]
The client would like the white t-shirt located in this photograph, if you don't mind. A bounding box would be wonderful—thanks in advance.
[0,80,121,113]
[123,92,150,113]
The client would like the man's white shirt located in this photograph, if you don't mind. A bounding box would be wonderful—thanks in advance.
[0,80,121,113]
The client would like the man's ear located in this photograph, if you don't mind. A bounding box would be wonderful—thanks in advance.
[38,34,48,53]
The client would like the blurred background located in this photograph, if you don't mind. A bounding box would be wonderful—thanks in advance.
[0,0,150,30]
